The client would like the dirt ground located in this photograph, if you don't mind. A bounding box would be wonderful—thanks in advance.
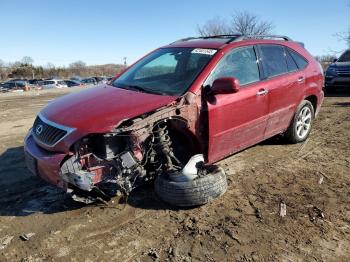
[0,87,349,262]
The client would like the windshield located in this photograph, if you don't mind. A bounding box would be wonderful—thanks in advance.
[338,50,350,62]
[112,47,216,96]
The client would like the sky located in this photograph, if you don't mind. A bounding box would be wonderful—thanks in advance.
[0,0,349,66]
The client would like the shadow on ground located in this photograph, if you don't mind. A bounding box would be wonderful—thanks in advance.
[325,87,350,97]
[0,146,83,216]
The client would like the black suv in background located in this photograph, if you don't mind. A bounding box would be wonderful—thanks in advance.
[325,49,350,92]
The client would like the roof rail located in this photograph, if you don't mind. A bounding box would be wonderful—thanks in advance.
[170,34,292,45]
[170,35,242,45]
[233,34,292,42]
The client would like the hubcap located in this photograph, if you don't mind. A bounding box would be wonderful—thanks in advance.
[295,106,312,139]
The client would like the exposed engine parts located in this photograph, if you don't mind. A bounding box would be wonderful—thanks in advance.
[59,116,194,203]
[151,123,183,172]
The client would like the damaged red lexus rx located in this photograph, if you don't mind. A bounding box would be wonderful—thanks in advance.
[24,35,324,206]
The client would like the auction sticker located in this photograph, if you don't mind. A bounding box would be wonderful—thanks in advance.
[191,48,217,55]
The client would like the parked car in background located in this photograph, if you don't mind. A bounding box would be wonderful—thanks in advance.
[24,34,324,207]
[28,79,44,86]
[64,80,81,87]
[0,81,27,92]
[39,80,68,89]
[325,49,350,92]
[93,76,109,84]
[81,77,97,85]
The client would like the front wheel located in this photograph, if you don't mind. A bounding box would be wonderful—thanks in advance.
[154,167,227,207]
[284,100,314,143]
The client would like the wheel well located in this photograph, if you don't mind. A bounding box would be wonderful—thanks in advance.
[165,120,203,164]
[305,95,317,112]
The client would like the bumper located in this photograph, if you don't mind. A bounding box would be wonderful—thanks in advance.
[325,76,350,87]
[24,132,68,190]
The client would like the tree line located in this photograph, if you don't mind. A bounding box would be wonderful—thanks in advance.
[0,57,125,81]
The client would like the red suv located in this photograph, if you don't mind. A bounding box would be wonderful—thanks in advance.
[24,35,324,206]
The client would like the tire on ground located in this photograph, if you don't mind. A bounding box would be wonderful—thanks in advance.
[154,167,227,207]
[284,100,315,143]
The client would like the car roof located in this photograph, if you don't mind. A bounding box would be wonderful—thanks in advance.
[163,34,298,50]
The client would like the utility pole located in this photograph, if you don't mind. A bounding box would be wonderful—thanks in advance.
[123,57,127,67]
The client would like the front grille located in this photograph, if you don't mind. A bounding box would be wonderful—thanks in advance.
[32,116,68,146]
[336,68,350,76]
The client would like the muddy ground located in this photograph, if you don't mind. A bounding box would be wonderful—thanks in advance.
[0,87,349,262]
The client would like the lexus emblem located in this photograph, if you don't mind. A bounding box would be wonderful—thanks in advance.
[35,124,44,135]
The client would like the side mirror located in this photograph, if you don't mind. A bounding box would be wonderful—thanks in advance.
[211,77,240,95]
[333,58,337,63]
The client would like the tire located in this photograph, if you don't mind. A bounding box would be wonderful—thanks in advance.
[154,167,227,207]
[285,100,314,143]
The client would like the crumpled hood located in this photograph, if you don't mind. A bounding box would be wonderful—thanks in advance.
[41,84,178,133]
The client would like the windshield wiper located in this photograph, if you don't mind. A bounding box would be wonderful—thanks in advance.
[112,82,165,95]
[125,85,149,93]
[125,85,166,95]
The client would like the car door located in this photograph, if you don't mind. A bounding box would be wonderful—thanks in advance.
[205,46,269,163]
[257,45,306,138]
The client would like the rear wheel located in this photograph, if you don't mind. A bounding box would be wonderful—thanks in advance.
[285,100,314,143]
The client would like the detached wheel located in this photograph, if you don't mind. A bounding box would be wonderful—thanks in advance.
[155,167,227,207]
[285,100,314,143]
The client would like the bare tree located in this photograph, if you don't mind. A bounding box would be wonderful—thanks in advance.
[335,27,350,48]
[197,11,274,37]
[231,11,274,35]
[314,55,337,63]
[0,59,8,80]
[21,56,34,65]
[69,61,87,76]
[197,17,230,37]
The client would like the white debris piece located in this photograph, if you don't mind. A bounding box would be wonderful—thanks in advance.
[280,202,287,217]
[319,175,324,184]
[0,235,14,250]
[20,232,36,241]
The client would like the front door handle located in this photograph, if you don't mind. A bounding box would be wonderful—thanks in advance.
[256,89,268,96]
[297,76,304,82]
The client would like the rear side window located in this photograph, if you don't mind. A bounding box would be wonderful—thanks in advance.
[206,46,260,86]
[288,48,308,69]
[259,45,288,78]
[285,49,298,72]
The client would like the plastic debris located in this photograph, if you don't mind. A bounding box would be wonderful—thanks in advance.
[20,233,36,241]
[280,202,287,217]
[0,235,14,250]
[318,175,324,184]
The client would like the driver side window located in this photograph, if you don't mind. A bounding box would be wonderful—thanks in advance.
[205,46,260,87]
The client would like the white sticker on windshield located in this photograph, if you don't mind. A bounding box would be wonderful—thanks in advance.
[191,48,217,56]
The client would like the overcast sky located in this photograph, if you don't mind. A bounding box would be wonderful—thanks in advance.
[0,0,349,66]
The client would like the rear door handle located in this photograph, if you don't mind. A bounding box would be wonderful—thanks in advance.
[256,89,268,96]
[297,76,304,82]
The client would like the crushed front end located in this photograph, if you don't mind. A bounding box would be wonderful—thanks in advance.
[24,95,204,203]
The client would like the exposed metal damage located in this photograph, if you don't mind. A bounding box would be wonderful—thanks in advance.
[59,95,205,203]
